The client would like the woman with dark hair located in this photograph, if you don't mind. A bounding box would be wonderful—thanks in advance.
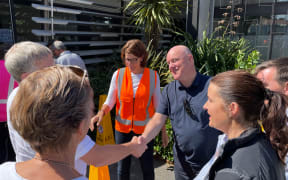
[202,70,288,179]
[91,39,164,180]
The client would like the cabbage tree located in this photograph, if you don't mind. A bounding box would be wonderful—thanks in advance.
[124,0,183,50]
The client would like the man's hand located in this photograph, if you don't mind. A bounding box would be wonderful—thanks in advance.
[161,129,169,148]
[129,136,147,158]
[89,111,104,131]
[161,127,169,148]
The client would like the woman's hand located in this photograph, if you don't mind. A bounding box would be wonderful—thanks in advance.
[89,110,105,131]
[89,104,110,131]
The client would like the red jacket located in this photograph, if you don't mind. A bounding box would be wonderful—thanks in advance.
[0,60,17,122]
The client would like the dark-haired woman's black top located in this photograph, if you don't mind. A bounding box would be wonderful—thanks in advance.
[208,128,285,180]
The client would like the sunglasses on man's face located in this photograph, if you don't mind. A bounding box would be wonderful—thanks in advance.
[184,99,197,120]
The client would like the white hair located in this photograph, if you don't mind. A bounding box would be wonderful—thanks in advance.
[5,41,52,82]
[50,40,66,51]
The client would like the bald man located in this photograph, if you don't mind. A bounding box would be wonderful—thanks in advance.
[139,45,221,180]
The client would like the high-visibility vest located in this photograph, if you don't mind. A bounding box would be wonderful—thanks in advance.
[0,60,17,122]
[115,67,156,134]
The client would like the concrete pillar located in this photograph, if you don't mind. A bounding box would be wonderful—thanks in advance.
[187,0,214,40]
[198,0,214,40]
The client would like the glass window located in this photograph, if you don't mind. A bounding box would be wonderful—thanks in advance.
[14,0,43,42]
[0,0,13,59]
[213,0,288,60]
[271,35,288,58]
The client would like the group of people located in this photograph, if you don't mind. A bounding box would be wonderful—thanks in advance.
[0,38,287,180]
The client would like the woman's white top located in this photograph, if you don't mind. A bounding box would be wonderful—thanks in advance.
[0,162,88,180]
[104,69,161,111]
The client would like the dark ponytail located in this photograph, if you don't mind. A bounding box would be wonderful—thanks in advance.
[211,70,288,164]
[260,89,288,164]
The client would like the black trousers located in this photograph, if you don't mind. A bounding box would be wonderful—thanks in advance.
[0,122,15,163]
[115,130,155,180]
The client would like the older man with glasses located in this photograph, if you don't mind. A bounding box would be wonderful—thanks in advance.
[139,45,221,180]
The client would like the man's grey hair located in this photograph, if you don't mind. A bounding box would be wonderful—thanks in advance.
[255,57,288,85]
[49,40,66,51]
[5,41,52,82]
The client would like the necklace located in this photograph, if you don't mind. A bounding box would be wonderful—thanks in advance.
[33,156,72,168]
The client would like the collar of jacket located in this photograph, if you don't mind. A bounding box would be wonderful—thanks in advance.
[208,128,263,179]
[222,128,262,154]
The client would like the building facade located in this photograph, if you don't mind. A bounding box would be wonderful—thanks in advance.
[193,0,288,60]
[0,0,171,63]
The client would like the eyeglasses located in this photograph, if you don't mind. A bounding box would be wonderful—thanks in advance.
[67,65,87,77]
[125,58,138,63]
[67,65,88,89]
[53,65,88,92]
[184,99,197,120]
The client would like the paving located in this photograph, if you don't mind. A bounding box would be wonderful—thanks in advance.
[109,156,175,180]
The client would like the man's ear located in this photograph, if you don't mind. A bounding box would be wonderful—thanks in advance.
[228,102,240,118]
[283,82,288,96]
[187,54,193,63]
[20,72,29,81]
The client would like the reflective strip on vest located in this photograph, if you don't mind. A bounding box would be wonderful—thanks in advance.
[117,68,125,119]
[115,115,131,125]
[0,99,7,104]
[116,68,155,127]
[8,76,15,96]
[0,76,15,104]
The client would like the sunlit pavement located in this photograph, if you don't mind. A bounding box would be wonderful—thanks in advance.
[109,156,175,180]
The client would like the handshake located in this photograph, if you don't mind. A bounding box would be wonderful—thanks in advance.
[128,136,147,158]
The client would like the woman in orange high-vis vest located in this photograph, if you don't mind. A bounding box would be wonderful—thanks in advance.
[92,39,167,180]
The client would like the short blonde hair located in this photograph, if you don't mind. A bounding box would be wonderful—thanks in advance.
[10,65,93,154]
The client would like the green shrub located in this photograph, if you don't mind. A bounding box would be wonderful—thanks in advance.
[175,31,260,75]
[88,53,123,110]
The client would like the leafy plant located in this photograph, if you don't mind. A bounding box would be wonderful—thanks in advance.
[147,43,173,86]
[88,52,123,110]
[174,31,260,75]
[153,118,174,163]
[124,0,183,50]
[235,49,260,73]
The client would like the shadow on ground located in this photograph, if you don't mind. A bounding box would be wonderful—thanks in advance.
[109,156,174,180]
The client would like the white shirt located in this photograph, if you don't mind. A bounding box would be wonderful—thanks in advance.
[6,87,94,175]
[0,162,88,180]
[194,134,228,180]
[56,50,87,71]
[104,69,161,110]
